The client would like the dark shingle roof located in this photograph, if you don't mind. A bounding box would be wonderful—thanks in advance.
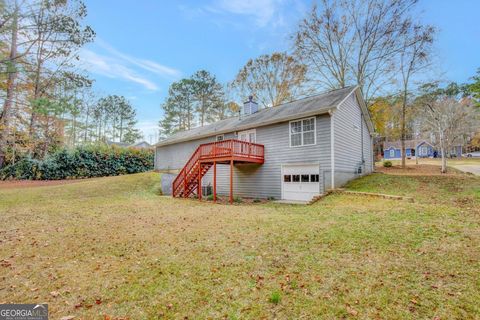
[383,140,431,149]
[156,86,359,147]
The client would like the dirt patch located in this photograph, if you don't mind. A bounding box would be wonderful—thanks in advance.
[376,164,462,176]
[0,179,83,189]
[188,195,270,205]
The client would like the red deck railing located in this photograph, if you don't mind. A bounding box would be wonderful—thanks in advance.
[172,139,264,197]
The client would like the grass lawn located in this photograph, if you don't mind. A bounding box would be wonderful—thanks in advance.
[1,170,479,319]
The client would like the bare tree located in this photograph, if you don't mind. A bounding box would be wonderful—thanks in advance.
[398,24,435,168]
[419,97,477,173]
[293,0,420,105]
[231,52,307,108]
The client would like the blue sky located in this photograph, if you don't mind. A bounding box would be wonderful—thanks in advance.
[81,0,480,143]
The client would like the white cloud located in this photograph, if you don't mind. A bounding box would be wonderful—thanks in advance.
[203,0,305,28]
[96,39,181,78]
[81,49,159,91]
[214,0,277,27]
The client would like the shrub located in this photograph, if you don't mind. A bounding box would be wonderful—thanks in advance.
[233,196,243,203]
[0,158,42,180]
[0,145,154,180]
[206,194,214,201]
[383,160,392,168]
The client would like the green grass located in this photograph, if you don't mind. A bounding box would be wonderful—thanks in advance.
[0,172,479,319]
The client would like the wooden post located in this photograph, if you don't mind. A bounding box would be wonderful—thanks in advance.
[198,163,202,200]
[183,172,186,198]
[230,159,233,204]
[213,161,217,202]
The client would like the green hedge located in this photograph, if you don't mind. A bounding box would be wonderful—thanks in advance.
[0,145,154,180]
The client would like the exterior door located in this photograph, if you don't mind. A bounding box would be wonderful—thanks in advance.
[238,129,256,143]
[282,164,320,201]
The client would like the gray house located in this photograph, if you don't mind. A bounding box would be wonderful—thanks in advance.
[154,86,374,202]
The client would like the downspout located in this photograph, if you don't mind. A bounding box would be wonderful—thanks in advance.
[361,113,364,166]
[329,109,335,189]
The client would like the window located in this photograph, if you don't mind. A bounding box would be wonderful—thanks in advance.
[216,134,224,142]
[389,149,395,158]
[301,174,309,182]
[238,129,256,143]
[292,175,300,182]
[310,174,319,182]
[420,146,428,156]
[283,175,291,182]
[290,117,316,147]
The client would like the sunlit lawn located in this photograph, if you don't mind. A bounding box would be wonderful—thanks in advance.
[0,170,479,319]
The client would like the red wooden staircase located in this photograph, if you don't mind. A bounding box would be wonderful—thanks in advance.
[172,139,264,202]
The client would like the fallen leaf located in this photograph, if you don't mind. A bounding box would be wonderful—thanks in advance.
[347,307,358,316]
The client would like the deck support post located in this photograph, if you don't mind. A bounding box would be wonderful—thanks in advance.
[183,173,186,198]
[198,163,202,200]
[213,161,217,202]
[230,159,233,204]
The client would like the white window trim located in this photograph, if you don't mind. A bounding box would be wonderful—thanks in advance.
[389,149,395,158]
[238,129,256,143]
[420,146,428,156]
[216,134,224,142]
[289,117,316,148]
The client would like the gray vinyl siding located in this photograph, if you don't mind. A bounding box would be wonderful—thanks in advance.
[154,89,374,198]
[154,133,235,171]
[333,93,373,187]
[155,115,331,199]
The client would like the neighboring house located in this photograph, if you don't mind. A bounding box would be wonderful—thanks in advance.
[106,141,130,148]
[383,140,462,160]
[154,86,374,202]
[106,140,152,149]
[129,141,152,149]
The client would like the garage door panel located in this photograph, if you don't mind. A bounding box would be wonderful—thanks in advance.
[282,164,320,201]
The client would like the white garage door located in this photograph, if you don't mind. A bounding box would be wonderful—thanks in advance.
[282,164,320,201]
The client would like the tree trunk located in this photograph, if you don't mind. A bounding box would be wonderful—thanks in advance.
[440,132,447,173]
[401,96,407,169]
[0,3,19,168]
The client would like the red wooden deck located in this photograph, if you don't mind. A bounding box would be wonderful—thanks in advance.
[172,139,264,203]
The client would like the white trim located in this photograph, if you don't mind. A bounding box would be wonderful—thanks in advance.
[330,111,335,189]
[416,140,434,148]
[335,86,357,111]
[289,117,316,148]
[216,134,224,141]
[238,129,256,142]
[419,145,429,156]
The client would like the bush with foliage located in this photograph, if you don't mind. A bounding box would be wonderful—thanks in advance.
[383,160,393,168]
[0,145,154,180]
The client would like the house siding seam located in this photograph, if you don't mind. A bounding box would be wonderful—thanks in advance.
[155,114,332,199]
[333,93,373,187]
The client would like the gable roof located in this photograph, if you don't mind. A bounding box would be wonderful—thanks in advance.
[383,140,432,150]
[156,86,370,147]
[130,141,151,147]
